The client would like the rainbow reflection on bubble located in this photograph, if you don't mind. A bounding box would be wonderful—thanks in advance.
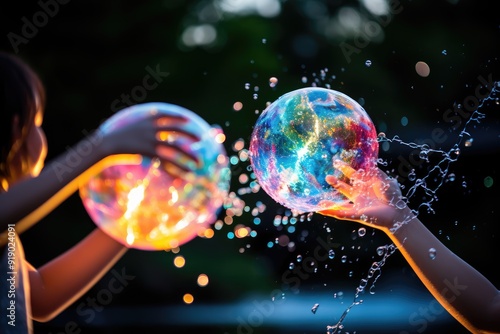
[249,87,378,213]
[79,102,231,250]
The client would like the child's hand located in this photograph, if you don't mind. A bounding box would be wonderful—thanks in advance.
[317,160,412,232]
[99,113,200,172]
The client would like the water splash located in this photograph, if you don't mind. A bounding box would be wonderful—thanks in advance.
[326,80,499,333]
[311,303,320,314]
[327,244,397,333]
[230,65,499,333]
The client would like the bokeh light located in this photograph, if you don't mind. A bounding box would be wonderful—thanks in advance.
[197,274,209,287]
[182,293,194,304]
[174,255,186,268]
[415,61,430,77]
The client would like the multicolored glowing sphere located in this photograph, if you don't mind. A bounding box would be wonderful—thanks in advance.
[249,87,379,213]
[79,102,231,250]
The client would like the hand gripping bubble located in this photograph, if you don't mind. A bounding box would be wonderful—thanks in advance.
[249,87,378,213]
[79,102,231,250]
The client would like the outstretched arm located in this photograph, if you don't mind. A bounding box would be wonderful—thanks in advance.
[318,161,500,334]
[27,228,127,322]
[0,113,199,240]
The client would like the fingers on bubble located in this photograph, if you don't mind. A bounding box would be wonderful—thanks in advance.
[325,175,338,185]
[156,145,200,170]
[332,181,352,198]
[156,128,200,143]
[159,160,192,177]
[317,199,335,208]
[325,176,351,197]
[156,131,195,144]
[333,160,355,178]
[156,131,173,142]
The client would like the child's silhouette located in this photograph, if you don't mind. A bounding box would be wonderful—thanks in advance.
[0,51,200,333]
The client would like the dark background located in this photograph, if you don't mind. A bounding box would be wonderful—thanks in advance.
[1,1,500,333]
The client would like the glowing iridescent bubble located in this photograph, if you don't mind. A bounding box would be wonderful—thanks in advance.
[79,102,231,250]
[249,87,379,213]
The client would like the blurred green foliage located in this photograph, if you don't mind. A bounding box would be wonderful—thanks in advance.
[1,1,499,333]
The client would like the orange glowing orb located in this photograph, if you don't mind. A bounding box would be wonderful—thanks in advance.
[79,103,231,250]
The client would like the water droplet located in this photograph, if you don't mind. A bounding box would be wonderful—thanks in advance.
[442,49,447,55]
[289,262,295,270]
[269,77,278,88]
[395,199,407,209]
[273,215,282,226]
[484,176,494,188]
[376,246,386,256]
[328,249,335,259]
[297,254,303,262]
[359,278,368,290]
[358,227,366,237]
[244,83,250,90]
[311,303,319,314]
[419,150,428,160]
[365,60,372,67]
[401,116,409,126]
[415,61,430,77]
[429,247,437,259]
[262,38,267,44]
[341,255,347,263]
[451,147,461,159]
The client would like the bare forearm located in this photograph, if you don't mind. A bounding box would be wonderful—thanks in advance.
[28,228,128,322]
[389,209,500,333]
[0,133,106,231]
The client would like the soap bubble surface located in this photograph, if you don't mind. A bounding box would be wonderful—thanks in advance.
[79,102,231,250]
[249,87,378,213]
